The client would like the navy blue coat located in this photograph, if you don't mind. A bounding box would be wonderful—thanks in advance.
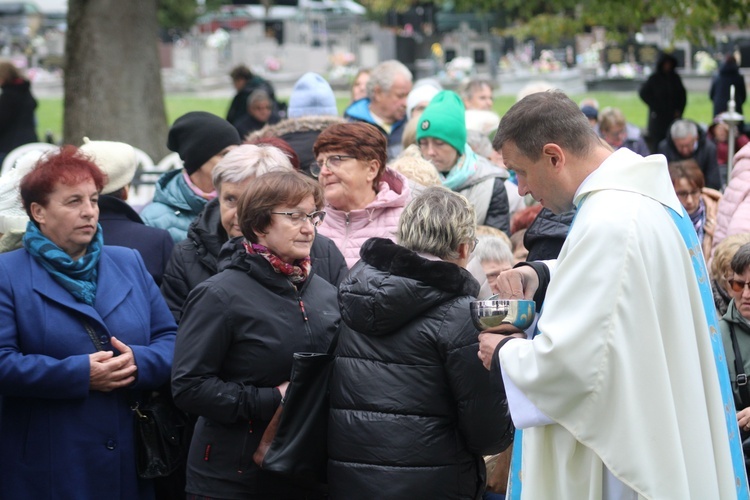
[98,194,174,286]
[0,246,177,500]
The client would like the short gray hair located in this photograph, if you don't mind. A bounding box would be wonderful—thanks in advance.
[212,144,292,192]
[670,119,698,140]
[397,186,476,260]
[367,60,412,99]
[247,88,271,106]
[466,130,494,158]
[459,77,493,101]
[731,243,750,275]
[473,235,513,265]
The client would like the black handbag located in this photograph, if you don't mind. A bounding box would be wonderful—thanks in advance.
[132,391,190,479]
[253,328,340,487]
[82,320,189,480]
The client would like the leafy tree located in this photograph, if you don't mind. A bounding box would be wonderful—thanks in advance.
[357,0,750,45]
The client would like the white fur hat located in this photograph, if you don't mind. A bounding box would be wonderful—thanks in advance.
[0,150,44,233]
[79,137,137,195]
[465,109,500,135]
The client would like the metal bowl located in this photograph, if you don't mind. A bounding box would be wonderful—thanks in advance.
[469,299,536,331]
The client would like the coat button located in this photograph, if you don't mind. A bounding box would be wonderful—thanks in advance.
[99,335,109,344]
[106,439,117,450]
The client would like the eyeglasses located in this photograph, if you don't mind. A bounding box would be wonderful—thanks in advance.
[271,210,326,227]
[310,155,356,177]
[675,189,701,200]
[729,279,750,293]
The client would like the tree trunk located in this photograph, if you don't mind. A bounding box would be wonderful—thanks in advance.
[64,0,169,163]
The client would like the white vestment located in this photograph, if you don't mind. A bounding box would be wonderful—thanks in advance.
[499,149,739,499]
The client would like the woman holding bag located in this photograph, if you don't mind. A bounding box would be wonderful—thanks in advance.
[172,170,340,499]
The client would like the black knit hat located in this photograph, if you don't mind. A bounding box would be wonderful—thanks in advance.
[167,112,241,175]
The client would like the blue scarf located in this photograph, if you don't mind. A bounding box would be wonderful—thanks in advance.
[23,221,102,306]
[689,197,706,241]
[441,145,478,191]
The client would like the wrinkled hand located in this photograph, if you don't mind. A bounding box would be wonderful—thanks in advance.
[493,266,539,301]
[738,407,750,432]
[89,336,137,392]
[478,332,526,370]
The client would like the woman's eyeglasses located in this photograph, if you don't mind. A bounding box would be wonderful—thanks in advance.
[310,155,356,177]
[729,278,750,293]
[271,210,326,227]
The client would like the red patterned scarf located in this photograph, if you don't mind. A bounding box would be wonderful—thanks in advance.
[243,240,311,285]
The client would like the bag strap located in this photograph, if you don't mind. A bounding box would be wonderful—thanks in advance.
[83,320,104,352]
[728,321,750,408]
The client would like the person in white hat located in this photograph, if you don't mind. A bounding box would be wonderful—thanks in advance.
[0,149,44,252]
[79,138,174,285]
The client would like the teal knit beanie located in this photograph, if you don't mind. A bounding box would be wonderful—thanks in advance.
[416,90,466,155]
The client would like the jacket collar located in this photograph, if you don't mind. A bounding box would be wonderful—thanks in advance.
[98,195,144,224]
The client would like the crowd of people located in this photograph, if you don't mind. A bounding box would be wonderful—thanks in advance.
[0,53,750,499]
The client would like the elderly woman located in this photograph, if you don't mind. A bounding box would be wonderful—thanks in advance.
[328,186,513,499]
[720,242,750,475]
[474,235,514,296]
[161,144,346,322]
[417,90,510,235]
[313,121,411,267]
[172,170,340,499]
[0,146,176,499]
[711,233,750,316]
[669,159,722,257]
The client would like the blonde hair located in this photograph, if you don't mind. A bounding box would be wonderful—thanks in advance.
[401,115,419,150]
[598,107,626,134]
[476,224,512,248]
[397,186,476,260]
[711,233,750,287]
[390,145,441,188]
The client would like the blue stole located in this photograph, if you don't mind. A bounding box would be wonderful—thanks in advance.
[505,204,749,499]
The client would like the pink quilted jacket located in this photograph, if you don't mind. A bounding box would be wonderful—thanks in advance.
[317,169,412,268]
[714,142,750,251]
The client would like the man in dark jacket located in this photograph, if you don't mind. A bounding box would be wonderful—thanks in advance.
[80,138,174,285]
[328,188,513,499]
[639,52,687,153]
[657,119,721,190]
[226,64,282,126]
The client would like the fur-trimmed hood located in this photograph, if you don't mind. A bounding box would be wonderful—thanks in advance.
[338,237,479,336]
[245,115,346,142]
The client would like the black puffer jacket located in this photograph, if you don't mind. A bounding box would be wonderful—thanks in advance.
[524,207,575,261]
[172,251,340,499]
[328,238,514,500]
[161,198,348,322]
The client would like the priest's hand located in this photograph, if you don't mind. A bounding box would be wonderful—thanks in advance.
[493,266,538,300]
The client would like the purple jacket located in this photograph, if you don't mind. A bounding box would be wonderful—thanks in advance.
[714,142,750,249]
[317,169,411,268]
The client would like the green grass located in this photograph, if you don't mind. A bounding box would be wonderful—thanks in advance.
[36,92,716,144]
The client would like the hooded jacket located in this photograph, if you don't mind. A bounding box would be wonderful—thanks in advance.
[639,53,687,147]
[247,115,346,176]
[710,58,746,118]
[161,197,348,323]
[328,238,513,499]
[344,98,407,160]
[140,169,209,243]
[656,120,721,190]
[171,251,339,499]
[316,168,411,268]
[524,207,576,261]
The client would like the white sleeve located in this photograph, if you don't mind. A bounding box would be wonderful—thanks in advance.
[499,339,555,429]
